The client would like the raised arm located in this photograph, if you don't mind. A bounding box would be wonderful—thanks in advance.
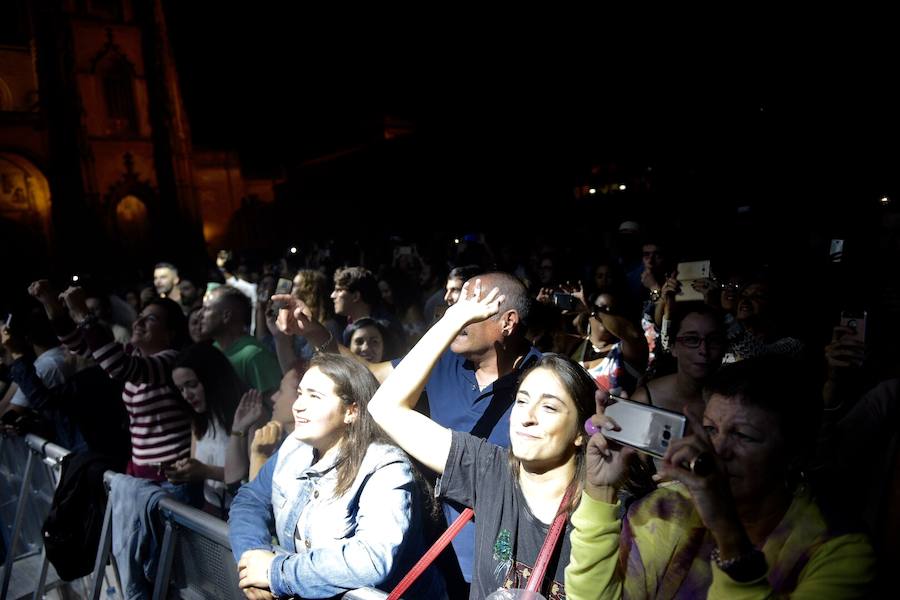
[565,388,635,600]
[272,293,395,383]
[28,280,90,357]
[367,279,503,473]
[58,286,174,384]
[594,309,649,371]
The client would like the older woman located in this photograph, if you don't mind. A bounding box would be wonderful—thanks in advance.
[566,356,876,599]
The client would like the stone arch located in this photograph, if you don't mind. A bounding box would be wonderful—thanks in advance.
[0,151,52,235]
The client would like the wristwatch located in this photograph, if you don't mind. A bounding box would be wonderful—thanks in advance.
[710,546,767,582]
[649,288,662,302]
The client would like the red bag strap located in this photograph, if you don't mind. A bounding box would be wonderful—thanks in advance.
[386,507,474,600]
[524,485,573,593]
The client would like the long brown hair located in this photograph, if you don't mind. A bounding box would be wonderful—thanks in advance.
[508,353,597,515]
[292,269,333,324]
[308,353,389,497]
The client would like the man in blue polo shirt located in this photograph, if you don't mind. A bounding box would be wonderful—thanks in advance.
[272,271,539,594]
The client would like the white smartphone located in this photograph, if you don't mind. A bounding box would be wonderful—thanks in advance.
[675,260,711,302]
[601,396,687,458]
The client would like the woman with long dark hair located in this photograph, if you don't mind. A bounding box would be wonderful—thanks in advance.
[169,343,257,515]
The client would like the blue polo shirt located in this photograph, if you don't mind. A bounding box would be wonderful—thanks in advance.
[393,345,542,581]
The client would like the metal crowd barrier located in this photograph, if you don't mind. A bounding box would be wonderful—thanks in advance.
[0,433,69,600]
[91,473,244,600]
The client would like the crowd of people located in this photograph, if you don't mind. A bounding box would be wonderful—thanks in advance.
[0,224,896,599]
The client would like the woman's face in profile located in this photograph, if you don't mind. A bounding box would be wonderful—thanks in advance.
[701,394,786,503]
[292,366,354,455]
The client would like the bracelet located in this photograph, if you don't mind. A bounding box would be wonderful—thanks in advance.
[231,430,246,438]
[710,546,767,582]
[649,289,662,302]
[314,330,334,354]
[77,314,99,328]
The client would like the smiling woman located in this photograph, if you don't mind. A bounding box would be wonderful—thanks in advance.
[227,353,445,599]
[367,280,597,599]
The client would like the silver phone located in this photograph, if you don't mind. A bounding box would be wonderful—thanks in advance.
[602,396,686,458]
[675,260,711,302]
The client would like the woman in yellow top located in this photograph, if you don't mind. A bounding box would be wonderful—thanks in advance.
[566,356,876,599]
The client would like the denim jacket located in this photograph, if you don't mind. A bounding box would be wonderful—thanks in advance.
[229,436,445,599]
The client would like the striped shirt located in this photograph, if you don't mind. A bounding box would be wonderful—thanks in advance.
[59,323,192,469]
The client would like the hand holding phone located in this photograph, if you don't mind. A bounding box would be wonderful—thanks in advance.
[839,311,867,343]
[587,396,686,458]
[552,292,578,311]
[268,278,294,316]
[674,260,710,302]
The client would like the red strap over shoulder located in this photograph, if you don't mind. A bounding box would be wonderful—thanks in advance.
[386,508,474,600]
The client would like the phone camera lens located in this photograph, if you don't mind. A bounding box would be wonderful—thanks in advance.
[662,430,671,440]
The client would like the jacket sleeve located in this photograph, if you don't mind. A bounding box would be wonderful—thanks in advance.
[708,533,876,600]
[564,491,624,600]
[8,359,56,411]
[268,459,417,599]
[228,451,278,562]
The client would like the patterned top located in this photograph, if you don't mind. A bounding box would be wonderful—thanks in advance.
[565,483,876,599]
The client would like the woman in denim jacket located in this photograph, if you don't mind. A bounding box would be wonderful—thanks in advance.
[228,353,445,599]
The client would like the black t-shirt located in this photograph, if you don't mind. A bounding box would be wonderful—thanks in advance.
[437,431,571,600]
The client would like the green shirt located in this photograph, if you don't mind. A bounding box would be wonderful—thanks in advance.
[216,335,282,396]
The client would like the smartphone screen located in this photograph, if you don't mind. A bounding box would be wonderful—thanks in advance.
[601,396,686,458]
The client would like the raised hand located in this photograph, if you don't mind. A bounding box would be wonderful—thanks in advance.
[444,279,505,327]
[561,280,588,311]
[584,387,635,501]
[825,326,866,371]
[58,286,91,322]
[655,412,738,535]
[660,274,681,299]
[251,420,284,458]
[233,389,266,434]
[536,287,554,305]
[28,280,66,320]
[271,295,328,343]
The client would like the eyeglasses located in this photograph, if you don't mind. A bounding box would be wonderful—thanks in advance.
[675,334,726,349]
[718,281,742,292]
[590,305,612,319]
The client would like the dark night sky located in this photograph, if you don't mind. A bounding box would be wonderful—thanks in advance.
[163,5,899,233]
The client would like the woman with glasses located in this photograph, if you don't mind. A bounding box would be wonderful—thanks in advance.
[632,302,727,421]
[572,289,648,395]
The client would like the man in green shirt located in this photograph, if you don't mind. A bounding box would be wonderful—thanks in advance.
[201,286,282,396]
